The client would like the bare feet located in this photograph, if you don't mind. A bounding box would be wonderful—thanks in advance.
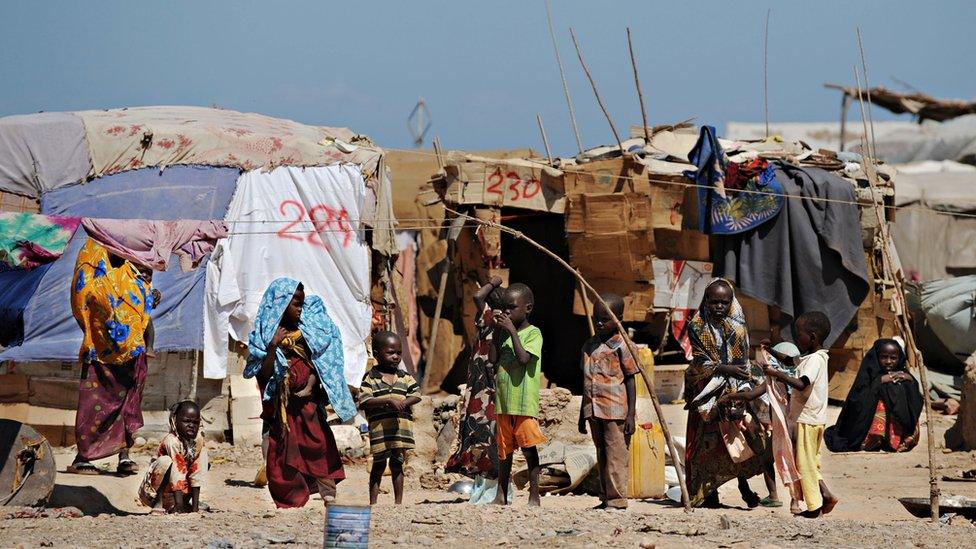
[799,508,822,519]
[821,496,839,515]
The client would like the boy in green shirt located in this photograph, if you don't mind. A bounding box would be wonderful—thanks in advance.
[492,283,546,506]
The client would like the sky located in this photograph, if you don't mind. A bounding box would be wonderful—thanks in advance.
[2,1,974,157]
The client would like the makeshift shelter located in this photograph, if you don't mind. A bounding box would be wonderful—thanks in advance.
[385,148,536,394]
[727,116,976,166]
[0,106,397,445]
[428,124,903,400]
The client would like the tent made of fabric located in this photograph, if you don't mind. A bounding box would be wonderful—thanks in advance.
[890,161,976,281]
[0,165,239,362]
[0,107,399,387]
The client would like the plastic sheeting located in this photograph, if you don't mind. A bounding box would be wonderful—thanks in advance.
[0,263,53,347]
[921,275,976,362]
[0,112,91,198]
[203,165,372,384]
[0,166,239,362]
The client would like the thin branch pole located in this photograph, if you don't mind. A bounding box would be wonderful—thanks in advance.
[857,28,878,159]
[544,0,583,155]
[188,351,199,401]
[570,27,625,156]
[839,94,850,151]
[576,276,595,337]
[626,27,651,144]
[853,67,940,522]
[426,244,452,384]
[763,9,771,139]
[445,206,692,512]
[536,113,554,165]
[432,136,444,171]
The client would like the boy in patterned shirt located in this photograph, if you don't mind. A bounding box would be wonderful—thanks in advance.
[492,283,546,506]
[578,293,638,509]
[360,331,422,505]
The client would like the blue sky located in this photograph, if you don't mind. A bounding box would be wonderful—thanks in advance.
[2,1,973,156]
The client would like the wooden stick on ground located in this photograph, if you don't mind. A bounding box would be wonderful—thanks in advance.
[544,0,584,156]
[570,27,625,156]
[853,66,941,522]
[445,206,693,512]
[626,27,651,144]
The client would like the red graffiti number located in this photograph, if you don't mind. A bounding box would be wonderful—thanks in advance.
[486,169,504,197]
[276,200,306,242]
[484,168,543,203]
[276,200,353,250]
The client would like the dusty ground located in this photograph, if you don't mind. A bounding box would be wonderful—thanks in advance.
[3,404,976,548]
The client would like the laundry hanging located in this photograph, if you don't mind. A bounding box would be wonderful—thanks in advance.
[203,164,372,384]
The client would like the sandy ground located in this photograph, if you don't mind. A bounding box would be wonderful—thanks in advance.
[3,404,976,548]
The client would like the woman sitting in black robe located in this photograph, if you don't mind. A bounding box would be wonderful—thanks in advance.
[825,339,923,453]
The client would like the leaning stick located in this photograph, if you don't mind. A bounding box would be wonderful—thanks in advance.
[445,206,693,512]
[544,0,584,156]
[570,28,626,156]
[853,67,940,522]
[856,28,878,160]
[626,27,651,144]
[763,9,771,139]
[536,113,554,165]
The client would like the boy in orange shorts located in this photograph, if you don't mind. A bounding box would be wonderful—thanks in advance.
[491,283,546,506]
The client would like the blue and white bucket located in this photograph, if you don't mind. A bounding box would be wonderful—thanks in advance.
[324,505,371,548]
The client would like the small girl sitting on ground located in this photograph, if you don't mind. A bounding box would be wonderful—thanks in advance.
[138,400,208,514]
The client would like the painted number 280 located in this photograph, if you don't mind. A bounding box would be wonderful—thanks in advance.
[485,169,542,202]
[276,199,352,249]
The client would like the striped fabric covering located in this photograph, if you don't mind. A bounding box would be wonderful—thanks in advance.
[359,367,421,458]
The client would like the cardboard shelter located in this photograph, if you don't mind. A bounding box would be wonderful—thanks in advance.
[424,124,904,400]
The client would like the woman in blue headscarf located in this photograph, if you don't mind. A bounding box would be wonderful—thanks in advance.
[244,277,356,508]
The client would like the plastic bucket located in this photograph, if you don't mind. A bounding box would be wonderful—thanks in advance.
[324,505,370,548]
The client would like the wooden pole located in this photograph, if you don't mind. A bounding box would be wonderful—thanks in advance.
[445,206,693,512]
[188,351,199,401]
[570,27,625,156]
[856,28,878,159]
[544,0,584,155]
[763,9,772,139]
[536,113,554,165]
[387,260,417,375]
[626,27,651,144]
[839,93,850,151]
[853,67,940,522]
[425,243,453,384]
[576,273,596,337]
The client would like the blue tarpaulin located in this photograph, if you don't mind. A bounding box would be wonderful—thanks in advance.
[0,165,239,362]
[0,263,53,347]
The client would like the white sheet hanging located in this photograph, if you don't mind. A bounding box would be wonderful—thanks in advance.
[203,165,372,385]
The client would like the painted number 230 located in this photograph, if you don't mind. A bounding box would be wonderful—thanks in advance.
[485,169,542,202]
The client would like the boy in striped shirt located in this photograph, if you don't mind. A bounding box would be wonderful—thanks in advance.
[360,331,422,505]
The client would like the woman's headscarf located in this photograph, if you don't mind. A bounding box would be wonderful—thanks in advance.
[243,277,356,422]
[685,279,750,392]
[825,339,923,452]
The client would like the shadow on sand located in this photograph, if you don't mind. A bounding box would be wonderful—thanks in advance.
[47,484,135,516]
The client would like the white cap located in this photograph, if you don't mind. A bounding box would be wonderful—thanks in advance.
[772,342,801,358]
